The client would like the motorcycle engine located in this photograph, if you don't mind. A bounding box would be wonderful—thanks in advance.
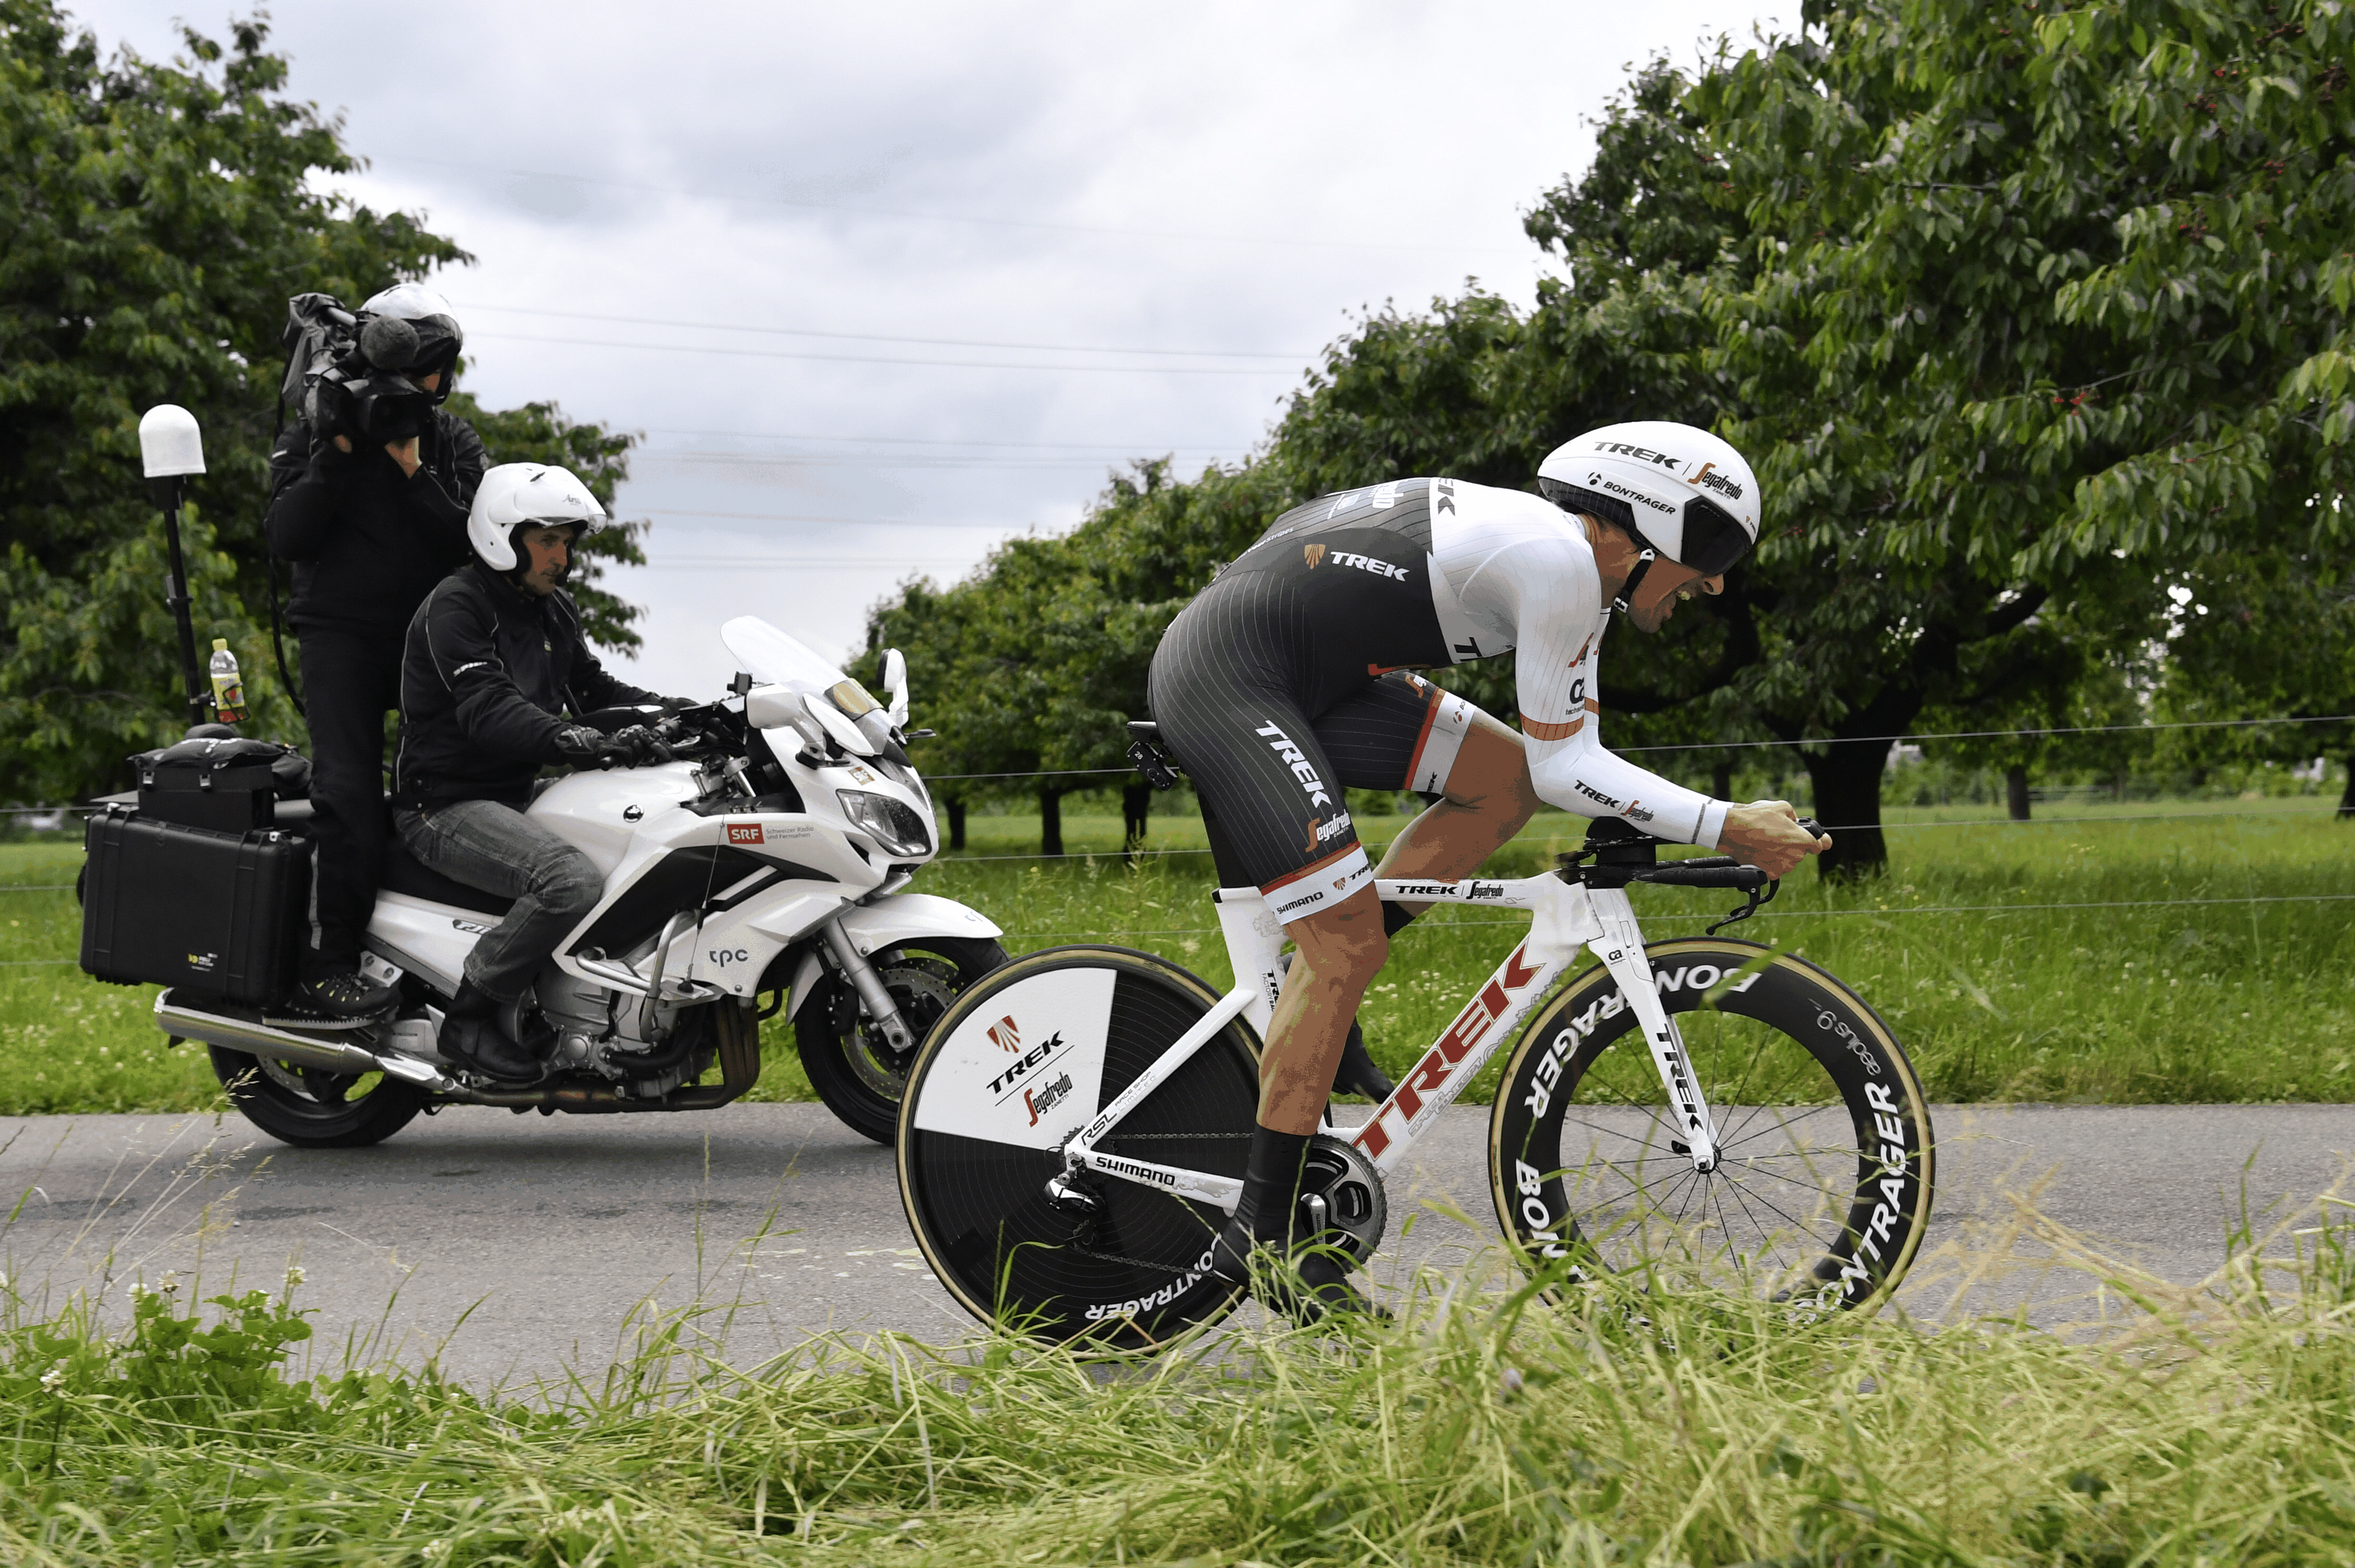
[531,955,713,1098]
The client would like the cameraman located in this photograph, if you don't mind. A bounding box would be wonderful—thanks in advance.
[394,463,684,1082]
[265,284,485,1018]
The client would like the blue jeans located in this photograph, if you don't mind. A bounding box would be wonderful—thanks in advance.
[393,800,603,1003]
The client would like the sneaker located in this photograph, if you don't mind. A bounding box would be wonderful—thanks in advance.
[1207,1215,1388,1326]
[294,969,394,1018]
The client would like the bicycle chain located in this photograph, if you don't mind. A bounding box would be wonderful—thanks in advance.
[1100,1130,1251,1142]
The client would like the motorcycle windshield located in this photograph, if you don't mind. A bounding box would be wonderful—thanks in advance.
[722,616,851,698]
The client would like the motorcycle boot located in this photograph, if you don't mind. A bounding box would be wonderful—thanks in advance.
[439,979,544,1083]
[293,969,394,1019]
[1206,1127,1387,1327]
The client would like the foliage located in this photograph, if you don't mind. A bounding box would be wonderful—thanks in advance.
[5,1198,2355,1562]
[12,790,2355,1113]
[0,4,645,802]
[863,0,2355,879]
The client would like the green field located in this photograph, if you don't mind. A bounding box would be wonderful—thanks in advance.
[7,798,2351,1115]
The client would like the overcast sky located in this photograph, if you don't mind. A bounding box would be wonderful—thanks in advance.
[74,1,1780,697]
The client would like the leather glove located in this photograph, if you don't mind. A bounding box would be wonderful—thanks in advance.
[608,725,674,768]
[551,725,624,769]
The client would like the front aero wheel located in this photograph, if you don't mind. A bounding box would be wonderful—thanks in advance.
[897,946,1262,1352]
[798,936,1007,1144]
[1488,939,1933,1316]
[211,1045,429,1149]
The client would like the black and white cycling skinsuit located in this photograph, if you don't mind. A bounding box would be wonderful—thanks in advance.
[1146,477,1730,925]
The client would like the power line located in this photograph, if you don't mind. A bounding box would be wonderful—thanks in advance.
[373,152,1494,254]
[455,301,1311,360]
[628,507,1046,529]
[640,426,1238,453]
[465,331,1299,375]
[1620,713,2355,755]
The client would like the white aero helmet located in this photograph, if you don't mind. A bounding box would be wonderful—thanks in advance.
[469,463,607,572]
[1536,420,1762,578]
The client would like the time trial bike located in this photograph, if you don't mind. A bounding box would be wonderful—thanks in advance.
[895,726,1935,1351]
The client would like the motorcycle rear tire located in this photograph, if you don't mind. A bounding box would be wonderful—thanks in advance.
[210,1045,429,1148]
[796,936,1007,1144]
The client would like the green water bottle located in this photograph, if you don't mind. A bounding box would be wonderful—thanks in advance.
[208,637,248,723]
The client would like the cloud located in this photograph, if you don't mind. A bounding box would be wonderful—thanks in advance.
[67,0,1780,697]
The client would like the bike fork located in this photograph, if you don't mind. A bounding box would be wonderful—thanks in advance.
[1588,897,1721,1172]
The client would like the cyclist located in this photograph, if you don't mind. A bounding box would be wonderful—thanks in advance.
[1145,420,1829,1321]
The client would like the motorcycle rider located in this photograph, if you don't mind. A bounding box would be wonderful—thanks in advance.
[1145,421,1828,1322]
[266,283,484,1018]
[393,463,685,1082]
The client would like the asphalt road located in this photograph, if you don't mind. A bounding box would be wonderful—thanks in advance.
[2,1102,2349,1388]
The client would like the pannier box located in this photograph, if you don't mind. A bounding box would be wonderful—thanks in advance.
[79,808,311,1004]
[132,736,291,834]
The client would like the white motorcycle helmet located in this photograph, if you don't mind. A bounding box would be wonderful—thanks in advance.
[1536,420,1762,579]
[470,463,607,573]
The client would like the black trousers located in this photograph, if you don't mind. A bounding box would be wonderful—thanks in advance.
[295,624,404,977]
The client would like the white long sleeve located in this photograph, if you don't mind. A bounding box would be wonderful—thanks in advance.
[1433,486,1728,849]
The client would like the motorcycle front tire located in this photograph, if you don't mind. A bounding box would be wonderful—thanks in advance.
[210,1045,430,1149]
[796,936,1007,1144]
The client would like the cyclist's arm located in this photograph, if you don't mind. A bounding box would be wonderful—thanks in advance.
[1475,535,1729,849]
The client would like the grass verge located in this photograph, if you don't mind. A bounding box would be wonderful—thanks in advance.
[8,799,2352,1115]
[3,1190,2352,1563]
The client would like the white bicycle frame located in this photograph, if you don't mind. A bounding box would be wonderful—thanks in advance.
[1063,871,1722,1212]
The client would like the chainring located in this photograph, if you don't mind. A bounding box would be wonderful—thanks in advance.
[1297,1132,1387,1265]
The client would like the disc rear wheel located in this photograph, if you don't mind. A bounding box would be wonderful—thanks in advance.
[897,946,1262,1351]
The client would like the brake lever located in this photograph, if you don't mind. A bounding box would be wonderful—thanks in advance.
[1706,874,1780,938]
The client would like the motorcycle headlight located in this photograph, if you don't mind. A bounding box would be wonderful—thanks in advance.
[835,789,933,858]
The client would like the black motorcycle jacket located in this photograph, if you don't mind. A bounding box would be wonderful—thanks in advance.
[265,413,488,634]
[395,560,662,811]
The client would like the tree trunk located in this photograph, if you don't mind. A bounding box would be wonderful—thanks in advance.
[1122,782,1152,861]
[1039,787,1064,857]
[946,797,967,852]
[1800,736,1894,880]
[1710,758,1734,803]
[2339,756,2355,818]
[2005,765,2031,821]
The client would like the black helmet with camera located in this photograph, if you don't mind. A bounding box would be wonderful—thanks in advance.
[278,284,465,447]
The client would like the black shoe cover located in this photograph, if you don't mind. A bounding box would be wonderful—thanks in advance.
[295,969,394,1018]
[1208,1215,1386,1327]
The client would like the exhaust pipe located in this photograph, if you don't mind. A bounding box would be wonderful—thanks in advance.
[154,994,449,1089]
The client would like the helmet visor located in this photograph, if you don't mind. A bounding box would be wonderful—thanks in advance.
[1675,496,1753,577]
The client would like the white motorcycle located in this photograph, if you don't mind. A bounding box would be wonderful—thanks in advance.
[151,617,1004,1148]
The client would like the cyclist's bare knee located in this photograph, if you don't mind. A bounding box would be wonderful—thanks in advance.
[1285,888,1388,995]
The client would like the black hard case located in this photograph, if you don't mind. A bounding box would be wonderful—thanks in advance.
[79,808,311,1004]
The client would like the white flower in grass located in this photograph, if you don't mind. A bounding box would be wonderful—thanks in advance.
[285,1265,306,1287]
[41,1368,64,1390]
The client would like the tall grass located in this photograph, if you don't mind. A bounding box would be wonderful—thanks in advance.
[8,799,2351,1115]
[4,1187,2353,1563]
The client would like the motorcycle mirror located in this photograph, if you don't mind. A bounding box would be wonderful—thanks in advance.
[881,648,910,727]
[745,683,832,756]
